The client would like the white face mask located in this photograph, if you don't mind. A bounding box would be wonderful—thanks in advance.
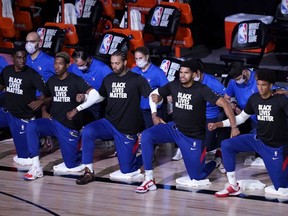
[25,42,38,54]
[236,77,245,84]
[136,59,148,69]
[78,65,88,72]
[194,75,200,82]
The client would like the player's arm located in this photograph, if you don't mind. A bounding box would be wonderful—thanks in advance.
[215,97,240,137]
[272,89,288,96]
[149,89,165,125]
[0,84,4,92]
[208,110,251,130]
[41,96,52,119]
[67,88,104,120]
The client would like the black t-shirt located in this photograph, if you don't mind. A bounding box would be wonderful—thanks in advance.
[44,73,91,130]
[0,65,45,119]
[99,71,152,135]
[244,93,288,147]
[158,80,220,139]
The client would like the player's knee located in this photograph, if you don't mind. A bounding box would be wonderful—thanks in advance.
[221,139,231,150]
[26,121,37,132]
[141,129,152,142]
[82,125,95,138]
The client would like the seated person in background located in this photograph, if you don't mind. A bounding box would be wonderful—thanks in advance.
[25,31,57,151]
[131,46,168,129]
[69,48,112,121]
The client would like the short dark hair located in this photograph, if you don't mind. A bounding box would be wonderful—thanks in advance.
[135,46,151,62]
[255,69,276,84]
[228,62,245,79]
[71,48,90,61]
[12,46,26,56]
[180,59,204,73]
[111,50,127,61]
[55,52,70,64]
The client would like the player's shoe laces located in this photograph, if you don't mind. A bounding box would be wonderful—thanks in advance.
[76,167,95,185]
[24,166,43,180]
[215,183,241,197]
[135,179,157,193]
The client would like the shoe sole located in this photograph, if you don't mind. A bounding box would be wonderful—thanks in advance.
[135,186,157,193]
[23,174,44,181]
[215,190,241,198]
[76,180,93,185]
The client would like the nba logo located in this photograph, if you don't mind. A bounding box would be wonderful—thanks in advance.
[37,28,46,47]
[160,59,171,75]
[99,34,113,54]
[281,0,288,14]
[151,6,163,26]
[238,23,247,44]
[75,0,85,18]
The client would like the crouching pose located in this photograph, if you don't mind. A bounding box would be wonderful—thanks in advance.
[135,60,239,193]
[76,51,152,185]
[208,69,288,197]
[24,52,100,180]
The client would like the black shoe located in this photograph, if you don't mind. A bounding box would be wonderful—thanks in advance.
[76,167,95,185]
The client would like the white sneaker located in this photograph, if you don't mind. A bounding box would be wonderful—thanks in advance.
[251,157,265,167]
[215,183,241,198]
[215,157,226,174]
[135,178,157,193]
[172,148,182,161]
[23,166,43,180]
[110,169,141,180]
[53,162,85,172]
[176,176,211,187]
[13,156,33,166]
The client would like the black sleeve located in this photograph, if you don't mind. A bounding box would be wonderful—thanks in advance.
[0,70,4,86]
[202,85,221,105]
[244,95,255,115]
[76,76,92,93]
[158,82,172,98]
[278,95,288,117]
[32,70,46,92]
[42,78,51,97]
[138,75,152,98]
[98,77,107,97]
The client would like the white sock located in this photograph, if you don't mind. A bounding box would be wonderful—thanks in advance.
[32,156,41,168]
[227,171,237,186]
[145,170,153,180]
[85,164,93,172]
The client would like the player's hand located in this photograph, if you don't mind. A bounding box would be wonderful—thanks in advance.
[76,94,85,102]
[151,94,162,103]
[67,109,78,120]
[152,116,166,125]
[207,123,217,131]
[272,89,288,96]
[28,99,43,110]
[230,127,240,137]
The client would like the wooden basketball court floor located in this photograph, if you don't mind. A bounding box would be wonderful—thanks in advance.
[0,139,287,216]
